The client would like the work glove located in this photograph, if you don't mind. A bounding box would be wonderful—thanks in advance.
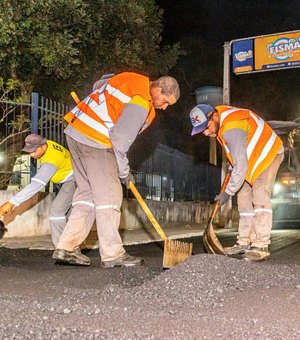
[214,192,231,206]
[0,218,7,239]
[120,173,135,190]
[0,201,14,217]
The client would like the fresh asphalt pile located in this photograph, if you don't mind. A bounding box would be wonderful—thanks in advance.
[0,253,299,339]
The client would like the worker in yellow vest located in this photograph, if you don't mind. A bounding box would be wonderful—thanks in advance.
[0,134,77,248]
[190,104,284,261]
[53,72,180,267]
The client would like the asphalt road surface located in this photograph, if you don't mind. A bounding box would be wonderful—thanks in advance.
[0,230,299,339]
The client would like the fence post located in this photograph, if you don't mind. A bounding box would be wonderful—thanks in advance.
[31,92,39,134]
[30,92,39,177]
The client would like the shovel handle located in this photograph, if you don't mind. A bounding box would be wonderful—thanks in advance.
[210,172,231,221]
[129,181,167,241]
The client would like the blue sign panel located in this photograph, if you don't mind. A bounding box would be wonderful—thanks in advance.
[232,39,254,74]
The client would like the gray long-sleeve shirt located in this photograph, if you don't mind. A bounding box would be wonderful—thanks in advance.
[222,128,249,196]
[109,103,148,178]
[64,102,149,178]
[9,163,58,206]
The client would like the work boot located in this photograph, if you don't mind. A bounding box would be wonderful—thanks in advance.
[52,248,91,266]
[224,243,250,255]
[244,247,270,262]
[101,252,144,268]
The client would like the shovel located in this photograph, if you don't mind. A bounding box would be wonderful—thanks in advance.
[130,182,193,268]
[203,172,231,255]
[0,217,8,239]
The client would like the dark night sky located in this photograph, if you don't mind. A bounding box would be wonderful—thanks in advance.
[156,0,300,120]
[144,0,300,158]
[157,0,299,45]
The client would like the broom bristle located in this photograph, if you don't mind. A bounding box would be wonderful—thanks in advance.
[163,239,193,268]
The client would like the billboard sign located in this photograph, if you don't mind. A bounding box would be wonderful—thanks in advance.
[232,30,300,74]
[232,39,254,73]
[255,32,300,70]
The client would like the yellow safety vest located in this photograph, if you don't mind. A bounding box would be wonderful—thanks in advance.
[40,141,73,184]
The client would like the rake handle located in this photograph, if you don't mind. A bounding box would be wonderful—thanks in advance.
[210,172,231,221]
[129,181,167,241]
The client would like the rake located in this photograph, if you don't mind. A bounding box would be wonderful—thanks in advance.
[130,182,193,268]
[203,172,231,255]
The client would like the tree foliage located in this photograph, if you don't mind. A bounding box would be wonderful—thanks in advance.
[0,78,29,145]
[0,0,183,100]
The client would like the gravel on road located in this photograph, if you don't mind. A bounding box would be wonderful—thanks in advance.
[0,250,299,339]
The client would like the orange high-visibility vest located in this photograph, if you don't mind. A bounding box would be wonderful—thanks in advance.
[216,105,283,184]
[64,72,156,147]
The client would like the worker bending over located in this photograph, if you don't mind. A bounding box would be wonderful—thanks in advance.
[190,104,283,261]
[53,72,180,267]
[0,134,76,247]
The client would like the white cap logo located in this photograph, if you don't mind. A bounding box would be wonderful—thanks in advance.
[190,107,207,127]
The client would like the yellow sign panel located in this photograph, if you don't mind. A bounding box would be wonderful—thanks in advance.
[255,32,300,70]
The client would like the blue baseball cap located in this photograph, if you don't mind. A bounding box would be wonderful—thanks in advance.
[190,104,215,136]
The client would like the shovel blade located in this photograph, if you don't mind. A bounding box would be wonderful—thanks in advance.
[203,220,226,255]
[163,238,193,268]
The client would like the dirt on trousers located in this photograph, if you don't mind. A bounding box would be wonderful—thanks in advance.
[0,252,299,340]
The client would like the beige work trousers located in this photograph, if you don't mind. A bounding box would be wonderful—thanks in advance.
[49,180,76,247]
[236,153,284,248]
[56,136,125,261]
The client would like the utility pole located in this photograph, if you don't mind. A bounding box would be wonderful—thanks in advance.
[221,42,232,228]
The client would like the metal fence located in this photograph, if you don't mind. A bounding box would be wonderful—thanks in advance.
[31,93,68,147]
[128,144,221,202]
[0,92,68,188]
[0,93,221,201]
[0,98,32,189]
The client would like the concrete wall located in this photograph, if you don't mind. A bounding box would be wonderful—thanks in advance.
[1,191,238,238]
[120,199,212,230]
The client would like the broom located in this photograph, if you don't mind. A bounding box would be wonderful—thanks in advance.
[70,91,193,268]
[203,172,231,255]
[130,182,193,268]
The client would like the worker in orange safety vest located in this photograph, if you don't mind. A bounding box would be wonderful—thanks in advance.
[53,72,180,267]
[190,104,284,261]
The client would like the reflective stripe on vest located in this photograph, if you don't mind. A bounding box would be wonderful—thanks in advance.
[64,73,156,147]
[217,106,282,184]
[219,107,240,124]
[69,83,129,141]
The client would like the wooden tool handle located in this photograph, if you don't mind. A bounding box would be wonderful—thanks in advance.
[130,181,167,240]
[70,91,80,104]
[210,172,231,221]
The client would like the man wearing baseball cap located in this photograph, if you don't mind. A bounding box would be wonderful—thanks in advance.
[0,134,87,263]
[190,104,284,261]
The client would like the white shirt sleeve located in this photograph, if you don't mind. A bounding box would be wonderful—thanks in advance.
[9,163,57,206]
